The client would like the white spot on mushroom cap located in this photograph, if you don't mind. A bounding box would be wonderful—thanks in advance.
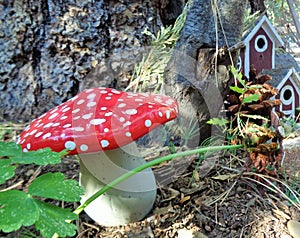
[105,96,112,100]
[43,132,52,139]
[44,122,53,128]
[100,107,107,110]
[24,125,31,131]
[29,129,38,135]
[125,132,131,137]
[77,99,85,105]
[26,143,31,149]
[90,118,106,125]
[74,127,85,132]
[100,140,109,148]
[65,141,76,150]
[49,107,58,113]
[60,115,68,120]
[166,110,171,119]
[82,113,93,119]
[62,107,71,113]
[104,128,109,133]
[85,89,95,93]
[70,95,79,101]
[118,103,126,108]
[87,101,96,107]
[145,119,152,128]
[112,89,121,94]
[104,112,113,117]
[36,123,44,128]
[23,133,30,138]
[37,113,47,119]
[158,111,163,117]
[87,93,96,99]
[63,124,72,128]
[125,109,138,115]
[80,144,89,152]
[123,121,131,127]
[119,117,125,122]
[72,108,80,114]
[35,131,43,138]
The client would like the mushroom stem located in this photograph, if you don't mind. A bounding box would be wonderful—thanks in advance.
[79,142,157,226]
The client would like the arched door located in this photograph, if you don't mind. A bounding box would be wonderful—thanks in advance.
[280,85,295,117]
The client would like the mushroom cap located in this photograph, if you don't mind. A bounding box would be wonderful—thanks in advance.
[18,88,178,155]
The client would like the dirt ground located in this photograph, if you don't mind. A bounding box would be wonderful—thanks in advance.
[1,136,300,238]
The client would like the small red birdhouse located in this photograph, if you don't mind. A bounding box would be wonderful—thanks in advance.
[239,15,285,77]
[233,15,300,118]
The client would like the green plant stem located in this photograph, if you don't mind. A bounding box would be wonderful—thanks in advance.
[73,144,243,215]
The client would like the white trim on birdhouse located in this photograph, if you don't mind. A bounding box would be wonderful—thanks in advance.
[237,56,242,71]
[243,15,284,47]
[280,85,295,116]
[276,68,300,92]
[239,15,285,78]
[276,68,300,117]
[244,41,250,78]
[254,35,268,52]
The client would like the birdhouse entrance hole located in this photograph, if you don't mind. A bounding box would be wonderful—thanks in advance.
[283,89,292,101]
[255,35,268,52]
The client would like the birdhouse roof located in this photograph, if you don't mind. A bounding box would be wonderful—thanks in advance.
[242,15,284,47]
[262,67,300,90]
[274,53,300,71]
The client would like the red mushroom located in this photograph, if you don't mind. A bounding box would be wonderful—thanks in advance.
[17,87,178,226]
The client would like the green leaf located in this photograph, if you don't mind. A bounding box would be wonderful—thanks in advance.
[34,200,78,238]
[230,85,245,94]
[0,190,39,232]
[0,159,16,184]
[242,94,261,104]
[12,148,67,165]
[207,118,229,126]
[0,141,22,157]
[29,172,84,202]
[230,66,245,87]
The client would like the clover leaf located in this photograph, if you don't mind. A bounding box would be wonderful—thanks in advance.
[0,172,83,237]
[0,190,39,232]
[0,142,22,157]
[12,148,68,165]
[0,159,16,184]
[34,200,78,238]
[29,172,84,202]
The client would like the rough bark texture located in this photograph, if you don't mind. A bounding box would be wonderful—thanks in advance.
[0,0,184,122]
[163,0,247,143]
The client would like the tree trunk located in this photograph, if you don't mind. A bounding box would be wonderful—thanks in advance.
[0,0,185,122]
[163,0,247,144]
[286,0,300,46]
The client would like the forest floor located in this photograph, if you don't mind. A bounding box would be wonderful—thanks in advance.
[1,127,300,238]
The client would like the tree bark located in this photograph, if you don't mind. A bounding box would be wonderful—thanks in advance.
[163,0,247,144]
[286,0,300,46]
[0,0,166,122]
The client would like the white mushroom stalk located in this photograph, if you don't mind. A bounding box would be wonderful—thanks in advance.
[17,87,178,226]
